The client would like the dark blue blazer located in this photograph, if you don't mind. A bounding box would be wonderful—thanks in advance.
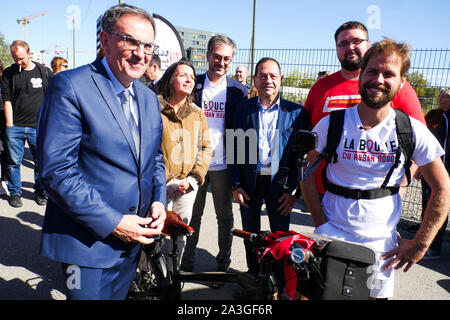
[37,58,166,268]
[194,74,248,132]
[229,97,308,199]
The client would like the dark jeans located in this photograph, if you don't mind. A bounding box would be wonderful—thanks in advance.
[421,179,448,253]
[182,169,234,271]
[5,125,45,196]
[239,174,290,291]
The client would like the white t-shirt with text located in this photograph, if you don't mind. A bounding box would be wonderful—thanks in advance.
[201,76,227,171]
[313,105,444,245]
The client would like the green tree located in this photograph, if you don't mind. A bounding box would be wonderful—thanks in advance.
[281,70,315,104]
[407,71,440,113]
[0,32,13,69]
[282,70,316,89]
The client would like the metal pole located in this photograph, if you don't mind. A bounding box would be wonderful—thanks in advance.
[250,0,257,84]
[73,17,76,68]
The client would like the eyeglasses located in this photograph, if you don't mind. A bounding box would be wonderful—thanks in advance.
[337,38,368,48]
[109,31,159,55]
[61,64,69,68]
[212,54,232,65]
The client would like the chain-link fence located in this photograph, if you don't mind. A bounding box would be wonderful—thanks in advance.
[192,47,450,111]
[191,47,450,231]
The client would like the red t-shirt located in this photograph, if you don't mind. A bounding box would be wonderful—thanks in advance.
[304,70,426,193]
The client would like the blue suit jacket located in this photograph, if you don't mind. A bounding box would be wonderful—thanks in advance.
[194,74,248,133]
[37,58,166,268]
[229,97,308,199]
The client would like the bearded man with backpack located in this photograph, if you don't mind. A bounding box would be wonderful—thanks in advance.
[300,39,450,299]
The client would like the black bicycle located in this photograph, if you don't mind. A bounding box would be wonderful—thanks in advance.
[125,210,357,300]
[126,211,284,300]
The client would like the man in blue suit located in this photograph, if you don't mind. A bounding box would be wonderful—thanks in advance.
[36,4,166,300]
[181,35,248,274]
[229,58,308,285]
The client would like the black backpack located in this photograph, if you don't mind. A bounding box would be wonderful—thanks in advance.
[322,108,415,199]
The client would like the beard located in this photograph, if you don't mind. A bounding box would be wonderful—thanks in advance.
[360,84,400,109]
[339,51,362,71]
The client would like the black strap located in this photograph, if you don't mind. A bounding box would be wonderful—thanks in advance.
[324,109,346,164]
[323,108,414,199]
[327,182,400,200]
[322,110,346,190]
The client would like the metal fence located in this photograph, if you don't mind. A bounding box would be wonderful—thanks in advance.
[191,47,450,229]
[192,48,450,113]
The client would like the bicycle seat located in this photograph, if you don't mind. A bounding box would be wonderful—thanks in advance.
[162,210,195,237]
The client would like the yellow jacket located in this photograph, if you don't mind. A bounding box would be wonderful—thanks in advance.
[159,96,212,186]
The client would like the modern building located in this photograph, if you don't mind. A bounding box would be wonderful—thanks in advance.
[175,26,216,74]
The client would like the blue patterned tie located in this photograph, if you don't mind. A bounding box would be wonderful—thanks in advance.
[119,89,140,158]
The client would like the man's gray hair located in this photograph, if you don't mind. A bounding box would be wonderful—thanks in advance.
[101,4,155,35]
[207,34,236,56]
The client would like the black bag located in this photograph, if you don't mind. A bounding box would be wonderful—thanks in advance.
[310,240,376,300]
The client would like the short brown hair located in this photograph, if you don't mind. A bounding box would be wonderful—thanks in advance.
[334,21,368,43]
[10,40,30,53]
[207,34,236,56]
[360,38,411,78]
[51,56,68,73]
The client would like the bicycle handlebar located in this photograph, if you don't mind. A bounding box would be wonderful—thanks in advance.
[231,228,254,240]
[230,228,270,244]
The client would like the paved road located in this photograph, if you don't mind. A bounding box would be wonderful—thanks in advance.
[0,147,448,300]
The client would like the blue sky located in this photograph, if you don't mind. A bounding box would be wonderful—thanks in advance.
[0,0,449,67]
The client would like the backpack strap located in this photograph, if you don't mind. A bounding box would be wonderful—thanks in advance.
[321,109,346,190]
[33,61,52,92]
[381,109,415,188]
[324,109,346,164]
[322,108,415,200]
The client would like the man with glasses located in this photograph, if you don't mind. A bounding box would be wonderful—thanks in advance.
[36,4,166,299]
[301,39,449,299]
[181,34,248,275]
[0,40,53,208]
[304,21,425,195]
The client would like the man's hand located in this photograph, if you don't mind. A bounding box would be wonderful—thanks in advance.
[277,192,296,216]
[112,214,161,244]
[149,201,166,233]
[381,234,428,272]
[232,187,250,208]
[112,202,166,244]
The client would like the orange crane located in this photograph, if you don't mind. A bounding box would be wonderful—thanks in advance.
[17,9,56,42]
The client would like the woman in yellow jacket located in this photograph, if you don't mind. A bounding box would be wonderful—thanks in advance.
[157,60,212,269]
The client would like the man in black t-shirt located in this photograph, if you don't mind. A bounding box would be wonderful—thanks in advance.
[0,40,52,207]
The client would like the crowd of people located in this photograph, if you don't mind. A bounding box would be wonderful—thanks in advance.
[0,3,449,300]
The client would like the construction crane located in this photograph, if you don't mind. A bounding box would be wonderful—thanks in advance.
[17,9,56,42]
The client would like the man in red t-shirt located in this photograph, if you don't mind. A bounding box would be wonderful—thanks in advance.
[304,21,426,193]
